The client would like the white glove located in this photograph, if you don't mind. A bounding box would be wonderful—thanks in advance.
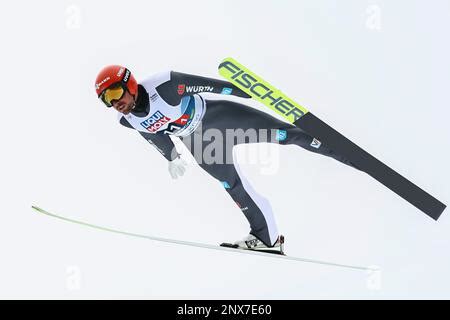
[168,156,188,179]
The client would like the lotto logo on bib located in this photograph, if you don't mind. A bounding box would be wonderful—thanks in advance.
[140,111,171,133]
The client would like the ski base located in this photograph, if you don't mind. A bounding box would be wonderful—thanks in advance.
[31,205,374,272]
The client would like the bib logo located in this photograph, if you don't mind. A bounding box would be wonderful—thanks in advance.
[140,111,171,133]
[177,84,214,95]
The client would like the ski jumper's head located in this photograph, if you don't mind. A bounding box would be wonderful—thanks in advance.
[95,65,138,114]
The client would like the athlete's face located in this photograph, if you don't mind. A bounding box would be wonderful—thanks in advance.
[111,89,136,115]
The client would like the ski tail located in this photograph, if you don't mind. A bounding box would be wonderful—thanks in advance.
[294,113,446,220]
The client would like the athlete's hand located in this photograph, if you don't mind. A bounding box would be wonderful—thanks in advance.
[168,156,188,179]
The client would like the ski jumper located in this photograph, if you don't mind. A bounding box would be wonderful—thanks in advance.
[118,71,359,246]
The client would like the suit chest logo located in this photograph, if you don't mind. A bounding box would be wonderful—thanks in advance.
[177,84,214,95]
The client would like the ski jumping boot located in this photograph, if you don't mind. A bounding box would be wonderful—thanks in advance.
[220,234,285,255]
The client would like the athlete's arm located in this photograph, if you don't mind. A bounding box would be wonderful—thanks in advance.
[155,71,251,105]
[120,116,179,161]
[139,131,180,161]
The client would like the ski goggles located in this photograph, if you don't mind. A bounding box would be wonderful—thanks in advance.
[99,83,126,107]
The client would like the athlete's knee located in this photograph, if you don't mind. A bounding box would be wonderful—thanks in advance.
[222,177,244,195]
[213,167,242,194]
[277,127,317,148]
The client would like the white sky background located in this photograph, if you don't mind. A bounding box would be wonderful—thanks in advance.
[0,0,449,299]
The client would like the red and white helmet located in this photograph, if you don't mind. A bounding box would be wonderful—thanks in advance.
[94,65,138,98]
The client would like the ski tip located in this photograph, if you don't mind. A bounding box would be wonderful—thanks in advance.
[31,205,45,214]
[220,57,234,64]
[366,265,382,272]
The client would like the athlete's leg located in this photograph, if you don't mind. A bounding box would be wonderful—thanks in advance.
[201,99,360,170]
[180,101,280,246]
[273,126,361,170]
[179,99,357,247]
[198,161,279,247]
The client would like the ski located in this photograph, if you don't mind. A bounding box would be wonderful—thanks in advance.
[218,57,446,220]
[220,242,285,255]
[31,205,373,271]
